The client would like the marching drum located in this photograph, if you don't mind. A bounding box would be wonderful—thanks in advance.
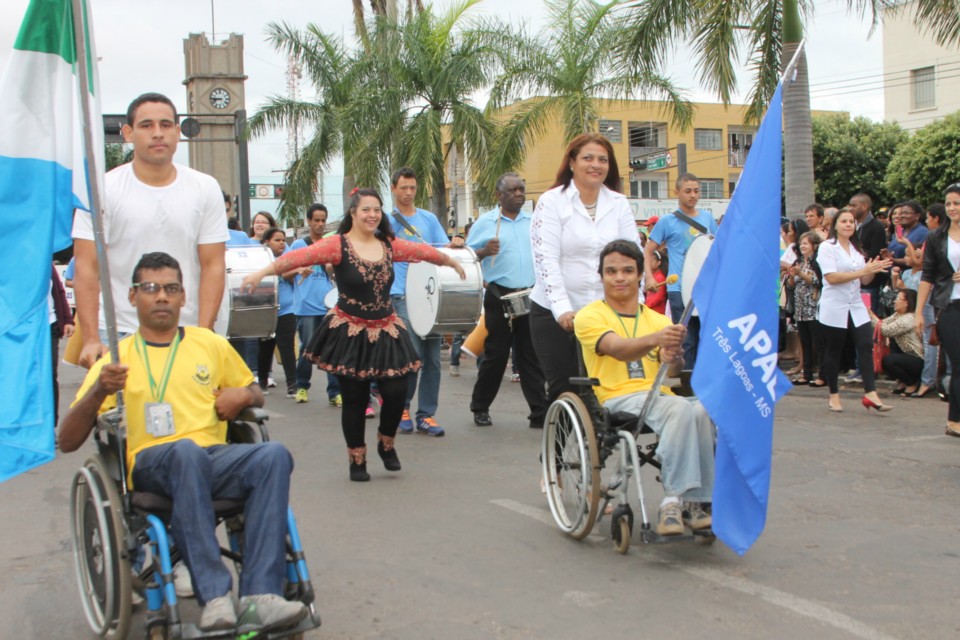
[405,247,483,338]
[501,288,532,319]
[215,245,279,338]
[680,234,714,316]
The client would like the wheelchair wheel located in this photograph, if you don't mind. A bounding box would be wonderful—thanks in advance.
[613,517,631,555]
[542,392,601,540]
[70,456,132,640]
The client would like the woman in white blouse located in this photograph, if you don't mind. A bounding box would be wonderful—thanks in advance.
[529,133,642,402]
[817,210,893,412]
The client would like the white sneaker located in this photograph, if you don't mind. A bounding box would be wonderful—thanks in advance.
[173,560,194,598]
[238,593,307,632]
[199,594,236,631]
[450,365,460,377]
[267,377,277,388]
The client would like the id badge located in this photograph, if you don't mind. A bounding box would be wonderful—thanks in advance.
[626,360,645,380]
[145,402,175,438]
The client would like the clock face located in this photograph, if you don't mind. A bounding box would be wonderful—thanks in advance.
[209,87,231,110]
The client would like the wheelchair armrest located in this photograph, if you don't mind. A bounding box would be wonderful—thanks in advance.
[569,377,599,388]
[228,407,271,444]
[94,409,124,437]
[237,407,270,424]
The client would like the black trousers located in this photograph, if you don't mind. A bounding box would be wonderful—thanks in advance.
[937,303,960,421]
[336,376,407,449]
[882,352,923,387]
[821,316,876,394]
[529,301,579,404]
[470,288,547,424]
[796,320,824,381]
[257,313,297,392]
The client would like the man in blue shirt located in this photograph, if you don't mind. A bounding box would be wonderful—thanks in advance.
[643,173,718,370]
[287,204,341,405]
[467,173,547,428]
[388,167,462,436]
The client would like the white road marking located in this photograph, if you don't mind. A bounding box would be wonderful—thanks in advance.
[492,499,899,640]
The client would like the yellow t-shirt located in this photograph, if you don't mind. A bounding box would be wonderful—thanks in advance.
[72,327,255,481]
[574,299,674,404]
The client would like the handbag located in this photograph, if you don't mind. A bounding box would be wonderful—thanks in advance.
[872,321,890,375]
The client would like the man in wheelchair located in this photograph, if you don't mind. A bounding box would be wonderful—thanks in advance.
[574,240,715,537]
[59,252,307,633]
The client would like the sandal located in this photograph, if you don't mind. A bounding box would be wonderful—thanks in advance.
[945,425,960,438]
[792,377,810,385]
[784,365,802,376]
[893,385,908,395]
[809,380,826,388]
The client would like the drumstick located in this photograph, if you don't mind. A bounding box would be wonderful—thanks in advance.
[490,214,502,268]
[649,274,679,290]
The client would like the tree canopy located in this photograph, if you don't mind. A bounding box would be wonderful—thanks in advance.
[885,112,960,206]
[811,114,906,208]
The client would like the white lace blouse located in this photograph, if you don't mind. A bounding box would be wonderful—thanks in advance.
[530,183,641,320]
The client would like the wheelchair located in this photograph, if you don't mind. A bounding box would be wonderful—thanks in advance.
[69,407,321,639]
[541,372,715,554]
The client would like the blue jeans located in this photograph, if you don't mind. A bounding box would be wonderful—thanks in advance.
[604,392,715,501]
[921,303,937,387]
[666,291,701,370]
[392,295,440,419]
[296,315,340,397]
[229,338,259,375]
[450,333,464,367]
[133,440,293,604]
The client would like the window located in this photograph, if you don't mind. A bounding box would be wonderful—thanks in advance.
[911,66,935,110]
[628,122,667,150]
[694,128,723,151]
[699,179,724,199]
[629,173,667,198]
[598,119,622,143]
[728,129,754,167]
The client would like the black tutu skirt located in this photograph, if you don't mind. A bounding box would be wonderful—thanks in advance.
[305,309,421,380]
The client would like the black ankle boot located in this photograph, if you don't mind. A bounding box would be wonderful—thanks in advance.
[377,434,401,471]
[348,446,370,481]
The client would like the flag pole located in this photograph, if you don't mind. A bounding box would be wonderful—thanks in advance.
[70,0,119,368]
[636,302,697,427]
[780,39,806,84]
[71,0,129,490]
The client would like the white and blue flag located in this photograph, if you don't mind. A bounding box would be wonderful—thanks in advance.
[691,83,792,555]
[0,0,102,482]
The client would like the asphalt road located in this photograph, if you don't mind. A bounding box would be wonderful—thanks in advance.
[2,350,958,639]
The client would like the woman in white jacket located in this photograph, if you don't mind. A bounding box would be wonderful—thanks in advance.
[529,133,642,403]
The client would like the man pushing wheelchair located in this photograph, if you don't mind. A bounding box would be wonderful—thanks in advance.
[59,251,308,634]
[573,240,716,537]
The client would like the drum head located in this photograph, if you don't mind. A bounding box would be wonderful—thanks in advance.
[681,235,714,311]
[324,287,338,310]
[405,263,442,337]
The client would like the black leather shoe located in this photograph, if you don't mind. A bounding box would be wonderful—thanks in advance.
[473,411,493,426]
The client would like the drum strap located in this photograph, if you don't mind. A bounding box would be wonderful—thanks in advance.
[392,211,424,242]
[672,210,709,235]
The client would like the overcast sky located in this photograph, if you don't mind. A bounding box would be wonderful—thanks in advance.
[2,0,889,183]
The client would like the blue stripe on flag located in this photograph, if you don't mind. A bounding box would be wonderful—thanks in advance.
[690,83,792,555]
[0,304,55,482]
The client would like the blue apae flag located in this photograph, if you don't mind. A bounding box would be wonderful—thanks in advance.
[690,83,792,555]
[0,0,102,482]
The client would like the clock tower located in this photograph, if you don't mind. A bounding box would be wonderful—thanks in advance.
[182,33,247,206]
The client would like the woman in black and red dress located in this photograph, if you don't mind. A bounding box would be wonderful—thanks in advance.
[242,188,465,481]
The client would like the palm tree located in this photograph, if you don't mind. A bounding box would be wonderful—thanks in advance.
[246,23,357,224]
[486,0,694,182]
[351,0,513,217]
[620,0,960,217]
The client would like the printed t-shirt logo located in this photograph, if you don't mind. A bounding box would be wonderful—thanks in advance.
[193,364,211,385]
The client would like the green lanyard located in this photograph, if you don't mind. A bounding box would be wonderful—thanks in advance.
[134,331,181,403]
[605,301,640,337]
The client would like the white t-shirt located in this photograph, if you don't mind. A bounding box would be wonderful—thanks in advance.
[949,236,960,301]
[72,163,228,333]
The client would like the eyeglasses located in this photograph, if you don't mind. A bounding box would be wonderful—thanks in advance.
[133,282,183,295]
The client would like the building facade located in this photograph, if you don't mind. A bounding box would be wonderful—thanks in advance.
[883,1,960,130]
